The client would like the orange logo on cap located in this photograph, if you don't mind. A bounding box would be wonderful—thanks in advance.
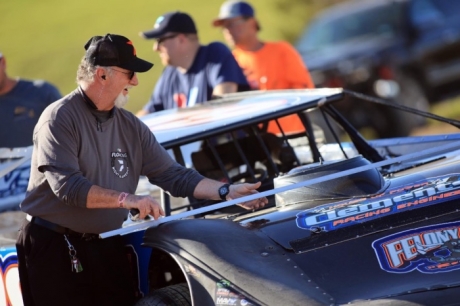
[126,41,136,56]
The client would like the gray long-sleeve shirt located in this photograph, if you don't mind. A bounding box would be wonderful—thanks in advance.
[21,88,204,233]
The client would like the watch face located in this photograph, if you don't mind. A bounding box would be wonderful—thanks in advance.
[219,185,229,196]
[219,184,230,200]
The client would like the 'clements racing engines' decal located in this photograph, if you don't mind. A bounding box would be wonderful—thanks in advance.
[372,221,460,273]
[296,174,460,232]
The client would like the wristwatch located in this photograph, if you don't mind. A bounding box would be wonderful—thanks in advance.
[218,183,231,201]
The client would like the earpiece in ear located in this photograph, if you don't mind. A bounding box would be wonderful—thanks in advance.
[102,75,106,80]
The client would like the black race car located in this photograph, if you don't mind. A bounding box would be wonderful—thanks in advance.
[100,88,460,305]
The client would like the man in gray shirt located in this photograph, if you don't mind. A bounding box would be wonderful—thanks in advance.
[16,33,267,306]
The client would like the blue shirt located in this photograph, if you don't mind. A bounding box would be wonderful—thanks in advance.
[0,79,61,147]
[143,42,249,113]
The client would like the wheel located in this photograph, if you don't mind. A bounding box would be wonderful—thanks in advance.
[135,283,191,306]
[375,75,430,138]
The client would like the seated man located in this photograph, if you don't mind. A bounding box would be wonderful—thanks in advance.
[137,11,249,116]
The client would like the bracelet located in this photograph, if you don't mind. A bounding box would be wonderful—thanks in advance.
[118,192,129,208]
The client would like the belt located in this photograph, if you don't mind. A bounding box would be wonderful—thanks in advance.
[26,214,100,241]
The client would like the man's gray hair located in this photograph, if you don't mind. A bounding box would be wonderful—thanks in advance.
[76,56,97,84]
[76,57,115,85]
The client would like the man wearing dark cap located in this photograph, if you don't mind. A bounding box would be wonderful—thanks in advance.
[136,11,249,116]
[213,1,315,135]
[15,33,266,305]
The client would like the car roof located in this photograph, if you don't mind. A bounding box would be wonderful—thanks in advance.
[140,88,343,149]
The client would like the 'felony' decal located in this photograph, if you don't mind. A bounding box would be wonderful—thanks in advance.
[372,221,460,273]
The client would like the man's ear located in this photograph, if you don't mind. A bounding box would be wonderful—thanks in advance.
[96,68,107,82]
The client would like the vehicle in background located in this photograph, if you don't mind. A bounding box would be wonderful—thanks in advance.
[3,88,460,305]
[296,0,460,138]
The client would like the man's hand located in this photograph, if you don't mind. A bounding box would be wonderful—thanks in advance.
[228,181,268,210]
[123,194,165,220]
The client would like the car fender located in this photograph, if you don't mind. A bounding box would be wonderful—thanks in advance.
[142,219,333,306]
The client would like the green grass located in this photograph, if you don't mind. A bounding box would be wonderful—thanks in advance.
[1,0,325,113]
[4,0,458,129]
[431,96,460,119]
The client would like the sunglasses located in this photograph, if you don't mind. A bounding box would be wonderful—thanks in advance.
[111,68,135,80]
[156,34,179,45]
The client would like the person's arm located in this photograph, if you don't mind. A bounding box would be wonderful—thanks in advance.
[208,43,249,97]
[136,108,149,117]
[212,82,238,96]
[85,176,267,220]
[42,165,165,221]
[86,185,165,220]
[144,154,267,210]
[193,178,267,210]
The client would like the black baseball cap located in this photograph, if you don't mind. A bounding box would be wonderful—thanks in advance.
[84,34,153,72]
[140,11,197,39]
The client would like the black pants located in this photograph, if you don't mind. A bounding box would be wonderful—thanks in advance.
[16,220,137,306]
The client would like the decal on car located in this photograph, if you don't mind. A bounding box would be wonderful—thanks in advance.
[215,279,255,306]
[0,248,21,306]
[296,174,460,232]
[372,221,460,273]
[0,163,29,198]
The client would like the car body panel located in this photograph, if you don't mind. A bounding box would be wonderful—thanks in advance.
[0,247,20,306]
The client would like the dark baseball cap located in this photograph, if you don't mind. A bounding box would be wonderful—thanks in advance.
[213,1,255,26]
[84,34,153,72]
[140,11,197,39]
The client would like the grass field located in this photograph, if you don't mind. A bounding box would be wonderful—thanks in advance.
[1,0,325,113]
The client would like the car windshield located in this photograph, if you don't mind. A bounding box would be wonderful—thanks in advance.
[297,2,404,52]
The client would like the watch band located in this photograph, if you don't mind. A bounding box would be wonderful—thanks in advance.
[218,183,231,201]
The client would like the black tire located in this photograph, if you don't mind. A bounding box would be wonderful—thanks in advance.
[135,283,191,306]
